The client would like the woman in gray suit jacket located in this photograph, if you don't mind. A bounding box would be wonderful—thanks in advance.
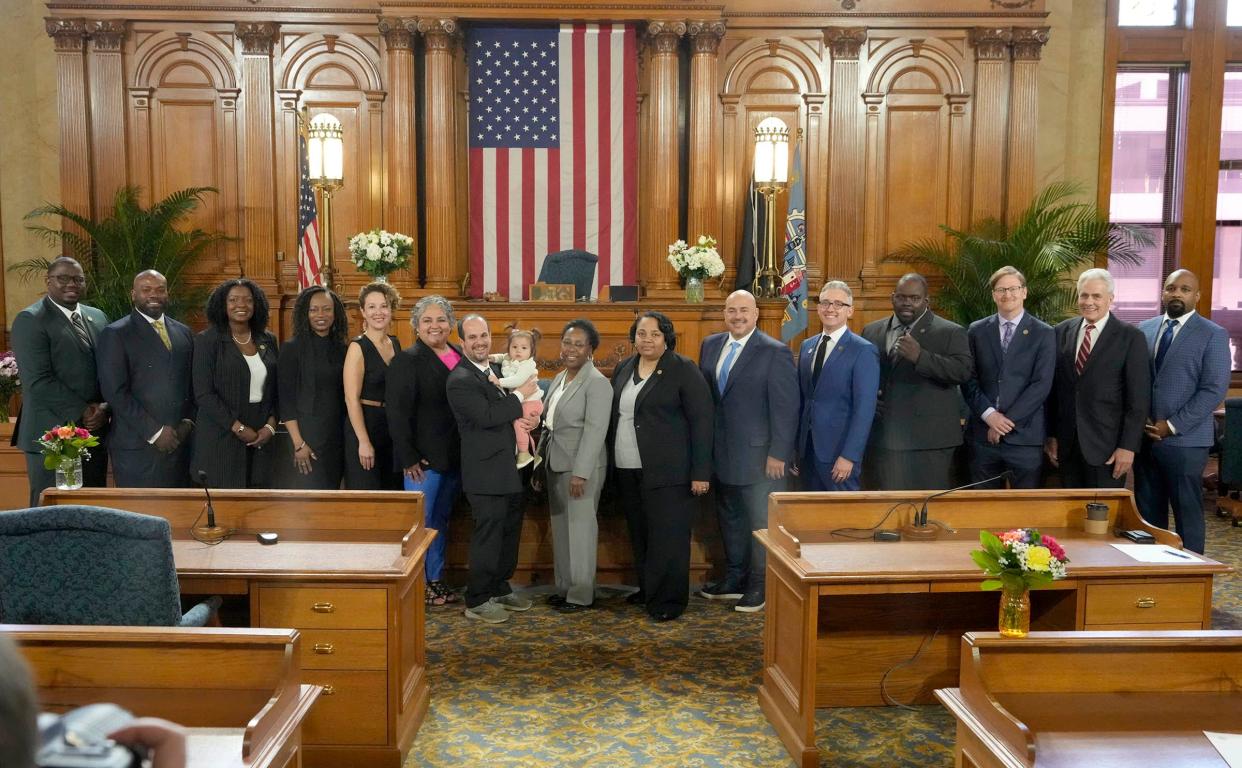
[538,319,612,613]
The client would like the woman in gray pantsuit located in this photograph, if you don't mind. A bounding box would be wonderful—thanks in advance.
[537,319,612,613]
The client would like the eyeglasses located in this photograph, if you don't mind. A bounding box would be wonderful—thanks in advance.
[819,301,852,310]
[992,285,1025,295]
[49,275,86,287]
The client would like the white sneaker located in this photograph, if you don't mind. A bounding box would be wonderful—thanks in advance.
[465,602,509,623]
[492,593,533,612]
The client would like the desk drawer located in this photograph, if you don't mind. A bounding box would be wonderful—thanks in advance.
[303,670,387,746]
[298,629,387,671]
[258,586,387,630]
[1084,581,1205,626]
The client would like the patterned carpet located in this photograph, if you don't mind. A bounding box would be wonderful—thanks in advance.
[408,504,1242,768]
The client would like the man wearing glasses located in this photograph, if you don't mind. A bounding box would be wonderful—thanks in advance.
[961,266,1055,489]
[861,272,974,490]
[10,257,111,505]
[795,281,879,491]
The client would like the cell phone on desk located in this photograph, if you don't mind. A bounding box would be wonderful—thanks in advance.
[1119,529,1156,544]
[36,703,145,768]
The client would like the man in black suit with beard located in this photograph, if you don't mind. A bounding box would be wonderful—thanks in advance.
[96,270,195,487]
[446,314,540,625]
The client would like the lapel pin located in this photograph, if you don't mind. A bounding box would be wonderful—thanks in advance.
[1022,329,1029,335]
[657,369,663,375]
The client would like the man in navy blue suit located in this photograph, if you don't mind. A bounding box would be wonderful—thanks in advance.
[796,281,879,492]
[962,266,1055,488]
[1135,269,1230,553]
[697,290,798,612]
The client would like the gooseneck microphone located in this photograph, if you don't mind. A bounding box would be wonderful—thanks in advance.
[193,470,228,545]
[901,471,1012,540]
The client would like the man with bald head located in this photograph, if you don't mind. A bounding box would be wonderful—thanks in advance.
[96,270,196,487]
[696,290,798,612]
[1134,270,1230,553]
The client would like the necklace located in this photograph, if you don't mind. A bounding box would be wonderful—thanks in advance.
[231,331,252,345]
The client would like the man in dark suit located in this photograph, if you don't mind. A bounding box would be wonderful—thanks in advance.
[10,257,110,505]
[963,266,1056,488]
[1046,268,1151,488]
[446,314,540,624]
[796,281,879,492]
[1135,269,1230,553]
[697,290,799,612]
[861,272,973,490]
[96,270,195,488]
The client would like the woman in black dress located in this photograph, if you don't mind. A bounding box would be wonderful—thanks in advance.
[191,278,279,489]
[344,281,402,489]
[279,286,348,489]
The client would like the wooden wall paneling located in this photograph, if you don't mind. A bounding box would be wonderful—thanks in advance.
[968,27,1011,223]
[275,87,303,299]
[127,87,154,199]
[219,89,243,280]
[416,18,461,296]
[88,21,129,218]
[687,19,727,297]
[1005,27,1048,222]
[280,28,386,299]
[1094,0,1122,231]
[801,91,826,295]
[825,27,867,286]
[46,19,93,237]
[455,51,470,301]
[641,20,686,297]
[719,93,742,291]
[378,18,419,280]
[237,22,280,292]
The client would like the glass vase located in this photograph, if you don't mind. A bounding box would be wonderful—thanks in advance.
[55,455,84,490]
[684,275,704,304]
[998,583,1030,638]
[373,273,389,284]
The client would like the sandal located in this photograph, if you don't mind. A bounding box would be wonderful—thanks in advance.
[425,581,449,607]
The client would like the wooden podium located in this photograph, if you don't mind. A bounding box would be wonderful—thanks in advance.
[754,489,1233,768]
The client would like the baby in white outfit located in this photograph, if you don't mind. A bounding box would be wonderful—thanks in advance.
[489,328,544,468]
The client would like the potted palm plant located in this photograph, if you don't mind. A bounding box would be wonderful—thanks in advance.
[10,185,229,321]
[887,182,1152,326]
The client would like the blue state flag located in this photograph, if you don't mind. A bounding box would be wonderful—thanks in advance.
[780,139,808,343]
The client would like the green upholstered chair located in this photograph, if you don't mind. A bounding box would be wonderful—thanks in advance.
[0,505,218,626]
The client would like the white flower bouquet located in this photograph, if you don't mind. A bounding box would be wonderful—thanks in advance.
[666,235,725,281]
[347,229,414,279]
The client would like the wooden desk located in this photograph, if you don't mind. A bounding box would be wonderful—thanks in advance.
[935,630,1242,767]
[5,625,320,768]
[40,488,434,768]
[755,489,1233,768]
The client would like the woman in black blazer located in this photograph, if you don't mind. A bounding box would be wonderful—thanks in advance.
[278,286,347,490]
[191,278,279,489]
[385,294,465,605]
[610,310,713,621]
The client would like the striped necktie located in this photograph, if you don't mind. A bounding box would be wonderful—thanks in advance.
[70,312,92,348]
[1075,323,1095,375]
[153,318,172,351]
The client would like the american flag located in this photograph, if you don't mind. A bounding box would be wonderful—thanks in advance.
[297,135,323,290]
[468,24,637,300]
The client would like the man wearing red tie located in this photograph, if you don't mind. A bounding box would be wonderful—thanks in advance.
[1045,268,1150,488]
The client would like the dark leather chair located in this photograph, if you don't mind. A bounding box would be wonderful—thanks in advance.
[537,250,598,300]
[1217,398,1242,527]
[0,505,219,626]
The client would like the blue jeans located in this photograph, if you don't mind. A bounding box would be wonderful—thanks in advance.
[405,468,461,581]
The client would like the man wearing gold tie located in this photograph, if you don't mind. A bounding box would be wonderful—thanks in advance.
[97,270,196,487]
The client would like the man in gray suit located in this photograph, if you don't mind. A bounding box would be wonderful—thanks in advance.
[697,290,799,612]
[10,257,110,505]
[862,273,974,490]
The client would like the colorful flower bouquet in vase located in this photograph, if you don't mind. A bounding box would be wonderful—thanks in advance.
[970,527,1069,638]
[37,424,100,490]
[667,235,725,303]
[347,229,414,281]
[0,351,19,422]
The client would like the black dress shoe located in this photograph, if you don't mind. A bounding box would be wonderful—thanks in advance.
[651,611,678,622]
[555,601,593,614]
[625,590,646,605]
[546,594,567,607]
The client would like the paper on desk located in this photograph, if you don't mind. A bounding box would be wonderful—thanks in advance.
[1205,731,1242,768]
[1109,543,1201,563]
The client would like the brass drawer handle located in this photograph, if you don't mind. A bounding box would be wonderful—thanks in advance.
[313,643,335,655]
[312,602,335,613]
[1136,597,1157,608]
[321,685,336,695]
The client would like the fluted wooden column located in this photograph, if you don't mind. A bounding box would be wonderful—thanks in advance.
[1006,27,1049,222]
[825,28,866,286]
[687,19,725,292]
[415,18,461,295]
[237,22,278,287]
[968,27,1012,223]
[642,20,685,296]
[380,18,419,255]
[47,19,92,230]
[87,20,128,215]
